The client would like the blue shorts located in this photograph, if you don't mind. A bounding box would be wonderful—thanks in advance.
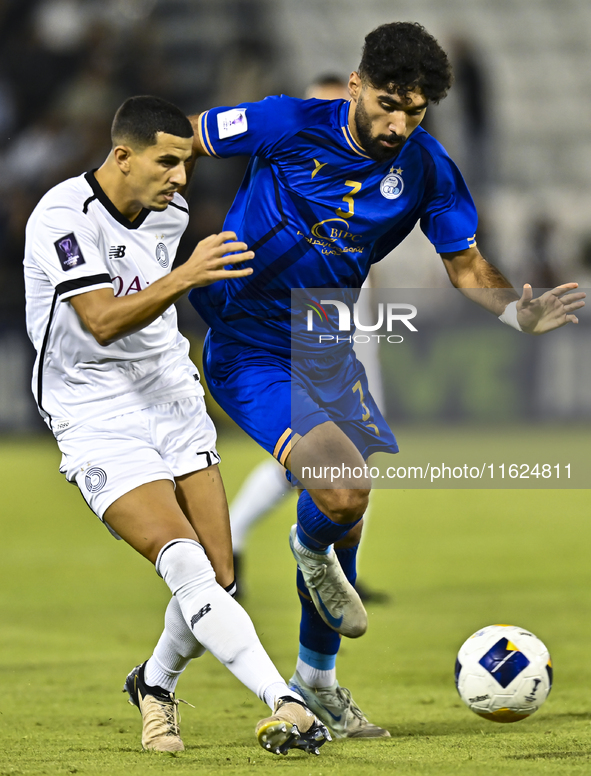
[203,330,398,466]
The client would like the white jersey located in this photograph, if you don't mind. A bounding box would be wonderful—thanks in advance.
[24,171,203,435]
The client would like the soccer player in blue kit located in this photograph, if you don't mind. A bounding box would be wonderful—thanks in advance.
[187,22,585,737]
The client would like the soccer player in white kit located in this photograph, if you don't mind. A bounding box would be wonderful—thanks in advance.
[23,95,330,757]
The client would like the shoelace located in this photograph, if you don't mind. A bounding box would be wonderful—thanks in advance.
[161,696,180,735]
[306,564,351,609]
[335,687,366,722]
[150,694,194,735]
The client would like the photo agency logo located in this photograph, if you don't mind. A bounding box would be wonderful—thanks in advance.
[304,298,418,345]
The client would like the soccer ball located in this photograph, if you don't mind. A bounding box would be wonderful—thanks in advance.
[455,624,553,722]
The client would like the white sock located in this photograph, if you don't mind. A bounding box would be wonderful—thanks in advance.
[156,538,292,710]
[230,460,290,552]
[263,682,303,710]
[145,596,206,692]
[296,658,336,689]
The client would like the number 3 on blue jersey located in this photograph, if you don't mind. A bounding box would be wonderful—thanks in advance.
[336,181,362,219]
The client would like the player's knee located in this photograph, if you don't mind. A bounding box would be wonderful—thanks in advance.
[321,488,370,524]
[335,518,364,547]
[156,538,216,595]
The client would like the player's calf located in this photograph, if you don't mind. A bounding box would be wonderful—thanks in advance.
[156,538,321,720]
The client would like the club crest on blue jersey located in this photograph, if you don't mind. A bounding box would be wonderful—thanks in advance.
[54,232,85,271]
[479,638,530,688]
[380,169,404,200]
[155,242,169,268]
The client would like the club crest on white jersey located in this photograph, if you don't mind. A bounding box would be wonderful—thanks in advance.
[156,242,169,268]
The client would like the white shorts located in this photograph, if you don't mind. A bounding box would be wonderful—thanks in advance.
[57,396,219,526]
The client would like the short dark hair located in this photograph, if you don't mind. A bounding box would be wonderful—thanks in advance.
[359,22,452,104]
[111,96,193,148]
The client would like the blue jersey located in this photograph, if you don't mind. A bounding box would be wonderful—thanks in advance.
[189,96,477,355]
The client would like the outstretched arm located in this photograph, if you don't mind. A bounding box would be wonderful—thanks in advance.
[440,246,585,334]
[441,246,517,312]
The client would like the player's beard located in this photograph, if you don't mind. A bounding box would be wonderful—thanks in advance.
[354,95,406,162]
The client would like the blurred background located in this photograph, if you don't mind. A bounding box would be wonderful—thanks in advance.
[1,0,591,433]
[2,9,590,767]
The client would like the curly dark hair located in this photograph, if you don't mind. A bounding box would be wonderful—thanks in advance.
[359,22,452,103]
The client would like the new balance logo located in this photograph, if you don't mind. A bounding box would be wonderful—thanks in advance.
[109,245,126,259]
[190,604,212,629]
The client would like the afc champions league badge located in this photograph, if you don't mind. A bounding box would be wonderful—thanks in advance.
[155,242,169,268]
[380,168,404,200]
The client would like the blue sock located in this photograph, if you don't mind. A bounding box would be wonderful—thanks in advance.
[297,568,341,657]
[335,545,358,588]
[296,544,360,671]
[296,490,360,551]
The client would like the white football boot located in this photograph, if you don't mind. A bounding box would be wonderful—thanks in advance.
[289,525,367,638]
[289,670,390,739]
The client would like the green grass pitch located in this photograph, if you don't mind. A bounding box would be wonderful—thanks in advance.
[1,432,591,775]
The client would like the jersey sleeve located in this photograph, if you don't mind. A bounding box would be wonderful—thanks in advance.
[197,95,303,159]
[419,147,478,254]
[30,199,113,302]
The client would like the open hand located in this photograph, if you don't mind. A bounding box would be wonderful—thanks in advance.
[183,231,254,288]
[517,283,586,334]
